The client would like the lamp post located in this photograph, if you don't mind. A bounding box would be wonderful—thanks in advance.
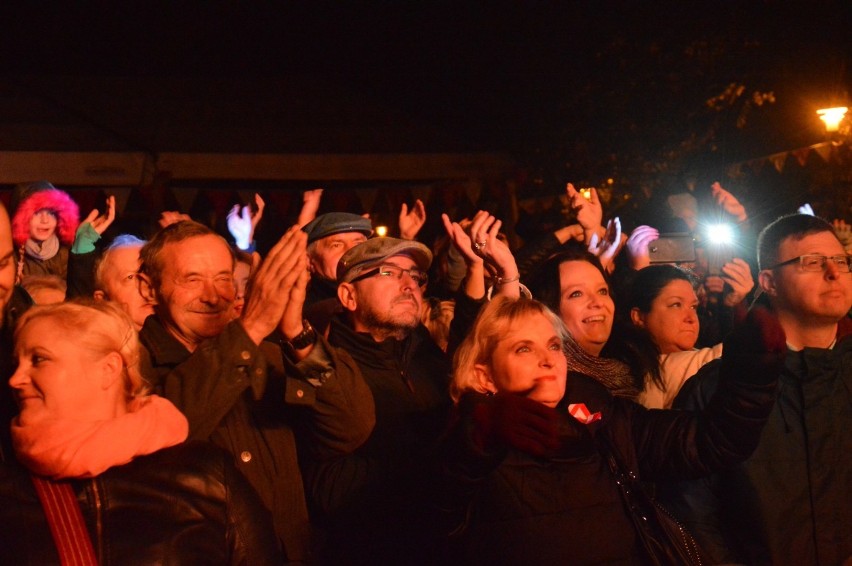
[817,106,848,137]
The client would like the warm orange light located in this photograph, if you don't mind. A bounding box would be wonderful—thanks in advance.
[817,107,848,132]
[580,188,592,199]
[375,225,388,237]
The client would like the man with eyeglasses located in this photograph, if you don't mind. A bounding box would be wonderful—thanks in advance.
[661,213,852,565]
[304,236,455,563]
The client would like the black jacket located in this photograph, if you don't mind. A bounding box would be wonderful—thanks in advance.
[440,366,778,565]
[661,337,852,566]
[305,316,453,564]
[140,316,375,562]
[0,441,281,565]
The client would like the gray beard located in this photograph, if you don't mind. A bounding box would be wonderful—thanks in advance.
[357,301,420,342]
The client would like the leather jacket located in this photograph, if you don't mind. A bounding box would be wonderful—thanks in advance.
[0,441,282,565]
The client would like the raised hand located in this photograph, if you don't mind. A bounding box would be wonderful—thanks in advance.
[566,183,603,240]
[711,182,748,223]
[240,226,309,346]
[441,213,481,266]
[158,211,192,229]
[442,213,485,299]
[720,258,754,307]
[227,193,265,251]
[297,188,324,228]
[83,195,116,235]
[587,217,623,271]
[625,224,660,270]
[399,199,427,240]
[73,196,117,254]
[468,210,522,298]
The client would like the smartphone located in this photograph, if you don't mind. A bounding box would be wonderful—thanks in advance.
[706,244,733,275]
[648,234,696,264]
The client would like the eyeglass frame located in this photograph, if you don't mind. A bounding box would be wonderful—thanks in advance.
[349,262,429,286]
[767,253,852,273]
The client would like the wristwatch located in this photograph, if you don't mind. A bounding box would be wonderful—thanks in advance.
[286,319,317,350]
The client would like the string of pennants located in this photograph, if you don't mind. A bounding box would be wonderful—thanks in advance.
[726,140,849,179]
[0,179,494,221]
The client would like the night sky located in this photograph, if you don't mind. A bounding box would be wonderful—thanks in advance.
[0,2,850,179]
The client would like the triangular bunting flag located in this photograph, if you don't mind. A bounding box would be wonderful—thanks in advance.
[726,163,744,179]
[172,187,199,213]
[793,147,810,167]
[109,187,133,216]
[237,190,256,205]
[813,143,833,163]
[464,180,483,205]
[410,185,433,204]
[356,188,379,213]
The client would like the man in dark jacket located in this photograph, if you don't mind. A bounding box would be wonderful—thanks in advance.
[305,237,453,564]
[137,220,375,563]
[662,213,852,565]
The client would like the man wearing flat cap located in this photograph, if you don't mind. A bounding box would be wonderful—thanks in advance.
[302,212,373,306]
[303,237,454,564]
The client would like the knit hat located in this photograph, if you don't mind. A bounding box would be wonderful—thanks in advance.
[337,237,432,283]
[11,183,80,247]
[303,212,373,244]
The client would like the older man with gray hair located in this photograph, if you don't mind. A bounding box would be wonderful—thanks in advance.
[137,220,374,562]
[93,234,154,330]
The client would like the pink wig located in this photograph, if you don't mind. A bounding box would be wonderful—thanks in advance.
[11,188,80,247]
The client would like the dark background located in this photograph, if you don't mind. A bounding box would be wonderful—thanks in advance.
[0,1,850,242]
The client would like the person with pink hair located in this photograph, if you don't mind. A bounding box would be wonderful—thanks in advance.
[11,181,114,287]
[11,183,79,282]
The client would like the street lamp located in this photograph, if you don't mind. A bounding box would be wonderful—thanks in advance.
[817,106,848,133]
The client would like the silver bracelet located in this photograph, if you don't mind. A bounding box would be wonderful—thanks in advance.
[494,274,520,286]
[487,282,532,301]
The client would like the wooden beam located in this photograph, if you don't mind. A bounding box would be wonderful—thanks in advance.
[0,151,518,185]
[155,152,517,181]
[0,151,149,185]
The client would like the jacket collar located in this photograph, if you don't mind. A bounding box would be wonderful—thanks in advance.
[139,315,192,367]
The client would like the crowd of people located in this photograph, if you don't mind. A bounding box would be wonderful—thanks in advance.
[0,179,849,565]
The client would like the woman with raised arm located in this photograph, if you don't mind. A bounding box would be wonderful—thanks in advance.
[440,296,784,565]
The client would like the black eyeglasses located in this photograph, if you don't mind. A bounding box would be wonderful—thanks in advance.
[350,263,428,286]
[768,254,851,273]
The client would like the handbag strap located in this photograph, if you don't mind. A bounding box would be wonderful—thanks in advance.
[595,434,706,566]
[31,475,98,566]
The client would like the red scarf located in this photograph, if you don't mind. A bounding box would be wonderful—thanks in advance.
[11,395,188,479]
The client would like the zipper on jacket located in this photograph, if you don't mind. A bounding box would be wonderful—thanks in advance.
[91,478,104,564]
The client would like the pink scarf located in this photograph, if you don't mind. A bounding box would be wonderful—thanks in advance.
[11,395,188,479]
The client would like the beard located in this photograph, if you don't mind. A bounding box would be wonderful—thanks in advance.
[356,293,421,341]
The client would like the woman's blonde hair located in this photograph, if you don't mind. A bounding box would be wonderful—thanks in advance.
[15,299,149,399]
[451,296,570,403]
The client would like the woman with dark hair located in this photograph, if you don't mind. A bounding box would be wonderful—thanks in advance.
[0,300,280,564]
[627,264,724,408]
[526,244,660,400]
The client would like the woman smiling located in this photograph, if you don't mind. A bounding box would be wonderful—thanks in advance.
[0,300,280,564]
